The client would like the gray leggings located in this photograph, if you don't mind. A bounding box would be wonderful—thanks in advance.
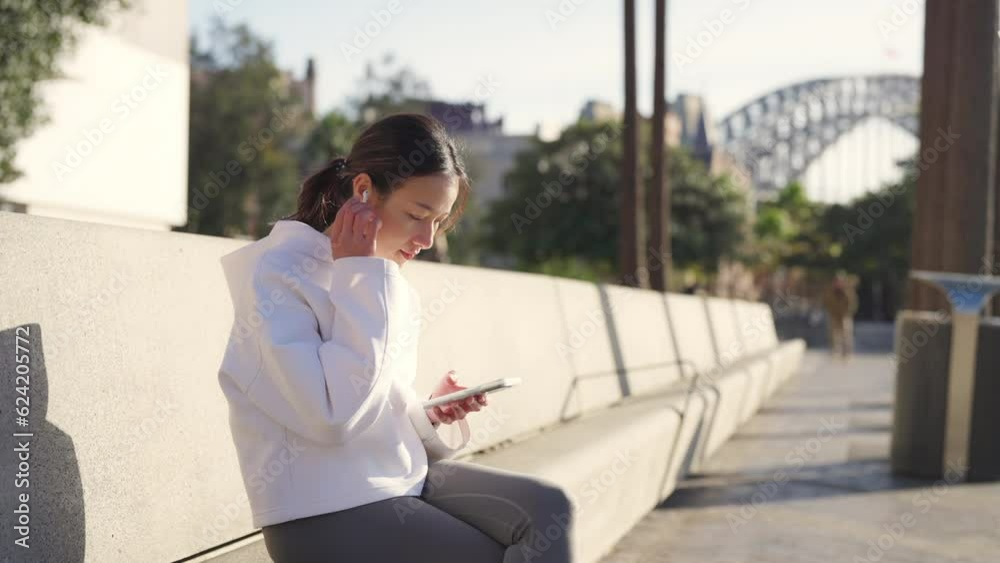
[261,459,575,563]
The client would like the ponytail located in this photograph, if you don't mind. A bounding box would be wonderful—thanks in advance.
[278,157,351,232]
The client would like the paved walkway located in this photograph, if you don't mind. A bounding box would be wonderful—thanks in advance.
[599,350,1000,563]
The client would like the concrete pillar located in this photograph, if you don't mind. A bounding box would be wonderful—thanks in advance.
[907,0,998,312]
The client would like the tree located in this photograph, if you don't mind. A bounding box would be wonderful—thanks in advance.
[300,111,359,174]
[180,19,308,238]
[483,120,624,275]
[668,150,748,273]
[752,162,917,318]
[483,118,747,281]
[1,0,128,183]
[348,52,434,123]
[821,159,916,316]
[752,181,825,270]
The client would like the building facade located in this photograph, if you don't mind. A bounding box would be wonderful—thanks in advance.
[0,0,190,231]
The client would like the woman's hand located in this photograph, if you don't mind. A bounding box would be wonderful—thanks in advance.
[426,370,488,426]
[325,193,381,259]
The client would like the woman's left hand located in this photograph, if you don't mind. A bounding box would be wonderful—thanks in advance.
[426,370,488,426]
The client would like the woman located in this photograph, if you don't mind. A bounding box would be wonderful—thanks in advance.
[217,113,575,563]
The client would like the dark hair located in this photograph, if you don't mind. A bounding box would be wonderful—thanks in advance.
[276,113,471,235]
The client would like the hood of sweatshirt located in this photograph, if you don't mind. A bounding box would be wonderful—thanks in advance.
[219,220,335,310]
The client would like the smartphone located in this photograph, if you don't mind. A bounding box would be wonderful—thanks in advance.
[422,377,521,409]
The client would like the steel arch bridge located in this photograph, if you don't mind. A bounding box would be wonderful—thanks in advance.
[716,74,920,195]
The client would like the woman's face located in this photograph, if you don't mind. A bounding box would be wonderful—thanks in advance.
[352,172,459,268]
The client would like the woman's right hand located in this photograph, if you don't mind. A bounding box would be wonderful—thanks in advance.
[426,371,487,426]
[325,194,381,259]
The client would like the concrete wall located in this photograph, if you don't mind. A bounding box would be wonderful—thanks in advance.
[0,211,803,562]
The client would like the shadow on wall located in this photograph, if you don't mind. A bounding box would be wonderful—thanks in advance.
[556,282,691,423]
[0,324,86,562]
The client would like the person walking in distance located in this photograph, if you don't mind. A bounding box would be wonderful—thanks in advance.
[822,271,858,360]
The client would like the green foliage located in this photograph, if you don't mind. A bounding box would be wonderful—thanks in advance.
[0,0,128,183]
[484,120,624,270]
[751,181,828,270]
[524,256,615,282]
[754,206,795,239]
[300,111,359,173]
[181,19,311,237]
[483,118,747,280]
[823,159,916,279]
[428,143,486,266]
[776,165,915,280]
[774,181,810,211]
[752,160,916,314]
[668,150,748,271]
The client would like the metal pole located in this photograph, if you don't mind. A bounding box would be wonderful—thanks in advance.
[649,0,670,292]
[621,0,644,287]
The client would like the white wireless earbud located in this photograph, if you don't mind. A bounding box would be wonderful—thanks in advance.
[361,190,369,203]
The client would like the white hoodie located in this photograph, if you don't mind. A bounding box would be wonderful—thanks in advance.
[217,219,471,528]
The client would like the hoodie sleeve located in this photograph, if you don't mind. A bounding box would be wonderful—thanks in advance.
[393,378,472,463]
[243,254,418,446]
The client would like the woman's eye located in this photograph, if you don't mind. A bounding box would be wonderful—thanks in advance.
[408,213,445,225]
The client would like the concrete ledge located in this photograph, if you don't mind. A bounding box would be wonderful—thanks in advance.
[204,344,798,563]
[0,212,805,562]
[470,389,689,560]
[691,341,804,470]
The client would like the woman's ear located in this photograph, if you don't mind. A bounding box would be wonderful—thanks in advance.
[351,174,383,206]
[351,172,372,198]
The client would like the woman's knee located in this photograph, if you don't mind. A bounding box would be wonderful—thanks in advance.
[523,481,573,529]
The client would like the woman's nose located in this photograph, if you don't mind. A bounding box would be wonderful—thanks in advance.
[414,224,435,250]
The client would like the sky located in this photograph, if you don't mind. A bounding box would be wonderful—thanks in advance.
[188,0,925,139]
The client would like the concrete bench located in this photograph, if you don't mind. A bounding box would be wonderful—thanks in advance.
[0,212,804,562]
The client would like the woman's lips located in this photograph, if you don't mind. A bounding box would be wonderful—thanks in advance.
[400,250,415,260]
